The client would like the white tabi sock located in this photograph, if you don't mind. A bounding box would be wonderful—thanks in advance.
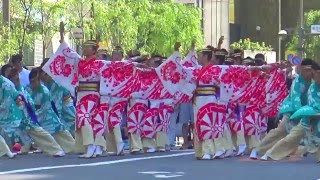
[53,150,65,157]
[260,154,269,161]
[213,150,225,159]
[87,145,96,156]
[147,148,156,153]
[116,142,125,155]
[6,151,16,159]
[201,154,212,160]
[237,145,247,156]
[95,146,103,155]
[225,149,235,158]
[249,149,258,159]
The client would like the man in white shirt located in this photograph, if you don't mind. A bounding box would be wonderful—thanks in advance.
[10,54,30,87]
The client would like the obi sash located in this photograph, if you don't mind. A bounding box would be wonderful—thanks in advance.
[78,81,99,92]
[195,85,220,98]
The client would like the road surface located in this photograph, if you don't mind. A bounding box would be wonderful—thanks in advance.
[0,150,319,180]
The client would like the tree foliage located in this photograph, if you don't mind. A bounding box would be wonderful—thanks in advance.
[230,38,273,51]
[0,0,39,65]
[0,0,203,65]
[286,10,320,60]
[88,0,204,56]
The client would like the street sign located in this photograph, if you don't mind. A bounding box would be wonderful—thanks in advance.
[290,56,302,66]
[287,54,294,61]
[311,25,320,34]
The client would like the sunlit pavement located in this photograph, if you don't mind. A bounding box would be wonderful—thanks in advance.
[0,150,319,180]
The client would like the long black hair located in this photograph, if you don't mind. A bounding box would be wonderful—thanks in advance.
[1,64,13,76]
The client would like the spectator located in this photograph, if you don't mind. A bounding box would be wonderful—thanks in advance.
[1,64,13,77]
[10,54,30,87]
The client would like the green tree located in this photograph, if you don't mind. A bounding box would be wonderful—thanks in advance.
[34,0,64,58]
[230,38,273,51]
[93,0,203,56]
[0,0,39,65]
[0,0,203,65]
[11,0,38,54]
[286,10,320,60]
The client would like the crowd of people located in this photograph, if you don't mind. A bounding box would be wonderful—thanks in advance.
[0,37,320,164]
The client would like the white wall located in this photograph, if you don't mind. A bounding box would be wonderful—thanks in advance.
[243,50,277,64]
[203,0,230,49]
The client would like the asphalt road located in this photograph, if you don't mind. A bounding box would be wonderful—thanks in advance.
[0,150,319,180]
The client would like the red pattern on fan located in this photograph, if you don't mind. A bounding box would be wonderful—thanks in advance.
[182,61,193,67]
[243,105,262,136]
[75,94,100,129]
[49,55,73,77]
[107,100,127,131]
[196,103,227,141]
[156,103,174,133]
[127,101,148,135]
[142,108,159,139]
[92,102,109,136]
[160,59,183,84]
[62,47,79,59]
[182,53,199,68]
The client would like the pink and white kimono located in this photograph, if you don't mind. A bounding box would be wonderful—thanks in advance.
[244,71,268,137]
[42,42,107,151]
[223,69,268,149]
[263,65,288,118]
[126,67,156,151]
[218,66,251,145]
[134,68,174,149]
[178,49,200,104]
[100,61,137,130]
[140,52,186,149]
[99,61,137,152]
[194,66,225,134]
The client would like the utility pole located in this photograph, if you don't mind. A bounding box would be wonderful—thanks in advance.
[2,0,10,25]
[278,0,282,61]
[297,0,304,58]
